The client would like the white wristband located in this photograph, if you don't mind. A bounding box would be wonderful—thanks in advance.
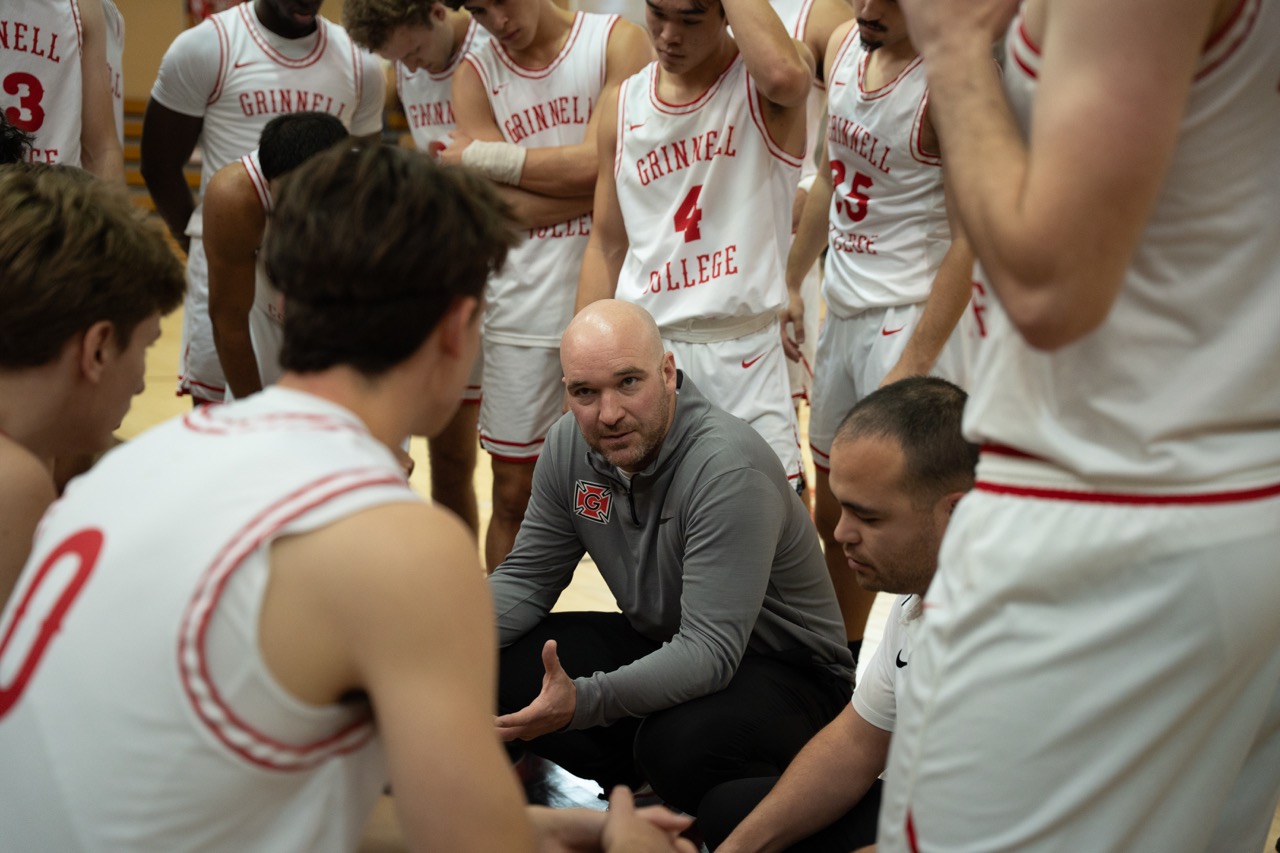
[461,140,527,185]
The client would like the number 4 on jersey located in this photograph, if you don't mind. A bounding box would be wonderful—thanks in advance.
[674,185,704,243]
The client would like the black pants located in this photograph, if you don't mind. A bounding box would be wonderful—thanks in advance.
[497,612,851,816]
[698,776,883,852]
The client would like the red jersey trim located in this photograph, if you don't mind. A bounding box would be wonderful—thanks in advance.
[976,479,1280,506]
[242,153,272,212]
[614,81,629,180]
[479,433,547,449]
[428,19,479,81]
[747,74,805,167]
[830,22,860,77]
[1196,0,1259,81]
[857,53,923,101]
[492,12,588,79]
[909,91,942,167]
[178,469,407,771]
[239,4,329,69]
[649,54,738,115]
[71,0,83,49]
[209,16,231,106]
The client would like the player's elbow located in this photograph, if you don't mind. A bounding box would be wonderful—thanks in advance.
[997,275,1113,352]
[757,65,812,108]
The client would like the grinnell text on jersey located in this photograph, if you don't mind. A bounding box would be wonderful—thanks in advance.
[238,89,350,119]
[635,126,738,186]
[504,96,591,144]
[0,20,64,62]
[828,115,890,174]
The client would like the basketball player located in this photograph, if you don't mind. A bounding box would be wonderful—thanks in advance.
[0,164,184,609]
[204,111,349,399]
[440,0,651,570]
[0,144,697,853]
[767,0,852,413]
[698,378,975,853]
[342,0,488,532]
[576,0,815,489]
[141,0,385,403]
[874,0,1280,850]
[0,0,124,180]
[783,0,974,665]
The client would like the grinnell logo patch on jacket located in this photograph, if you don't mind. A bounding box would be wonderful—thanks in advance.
[574,481,613,523]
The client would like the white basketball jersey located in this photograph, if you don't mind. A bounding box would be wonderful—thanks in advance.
[822,31,948,317]
[151,3,381,239]
[465,12,617,346]
[396,18,482,152]
[614,56,802,329]
[0,388,416,851]
[965,0,1280,491]
[239,147,286,391]
[101,0,123,144]
[1,0,84,166]
[769,0,823,184]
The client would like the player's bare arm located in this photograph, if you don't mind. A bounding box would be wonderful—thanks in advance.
[77,0,124,182]
[727,0,814,112]
[800,0,855,84]
[897,0,1231,350]
[140,102,204,251]
[0,443,57,609]
[781,133,833,361]
[881,124,975,385]
[263,501,537,852]
[204,165,269,399]
[443,23,651,198]
[496,186,595,229]
[575,86,628,311]
[716,705,891,853]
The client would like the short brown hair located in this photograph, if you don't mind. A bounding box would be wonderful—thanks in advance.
[264,144,517,376]
[343,0,438,50]
[834,377,978,507]
[0,165,185,368]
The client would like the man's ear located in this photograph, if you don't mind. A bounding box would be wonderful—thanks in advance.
[77,321,116,383]
[943,490,967,516]
[431,1,449,23]
[438,295,481,357]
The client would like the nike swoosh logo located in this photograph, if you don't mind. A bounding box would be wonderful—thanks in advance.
[233,60,256,69]
[629,122,645,131]
[658,516,674,525]
[881,325,906,336]
[741,353,765,369]
[895,651,908,668]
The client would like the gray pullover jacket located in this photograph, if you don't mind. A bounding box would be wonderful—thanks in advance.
[489,373,854,730]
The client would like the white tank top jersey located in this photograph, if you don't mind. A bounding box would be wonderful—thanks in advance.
[101,0,123,144]
[966,0,1280,493]
[149,3,384,239]
[769,0,823,184]
[0,388,418,851]
[1,0,85,166]
[821,30,948,318]
[395,18,483,152]
[465,12,618,347]
[614,56,802,330]
[238,147,286,391]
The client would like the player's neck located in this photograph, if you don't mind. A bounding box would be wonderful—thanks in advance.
[449,10,472,59]
[0,372,69,467]
[863,39,917,89]
[276,369,414,452]
[508,3,575,67]
[662,36,737,102]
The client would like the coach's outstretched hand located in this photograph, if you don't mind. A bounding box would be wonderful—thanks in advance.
[496,640,577,741]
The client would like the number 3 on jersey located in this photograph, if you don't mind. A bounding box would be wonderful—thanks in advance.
[830,161,873,222]
[0,529,104,717]
[3,72,47,133]
[674,185,703,243]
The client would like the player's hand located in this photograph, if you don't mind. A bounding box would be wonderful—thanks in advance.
[438,130,474,167]
[495,640,577,741]
[898,0,1018,57]
[879,356,930,389]
[602,787,698,853]
[780,290,805,362]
